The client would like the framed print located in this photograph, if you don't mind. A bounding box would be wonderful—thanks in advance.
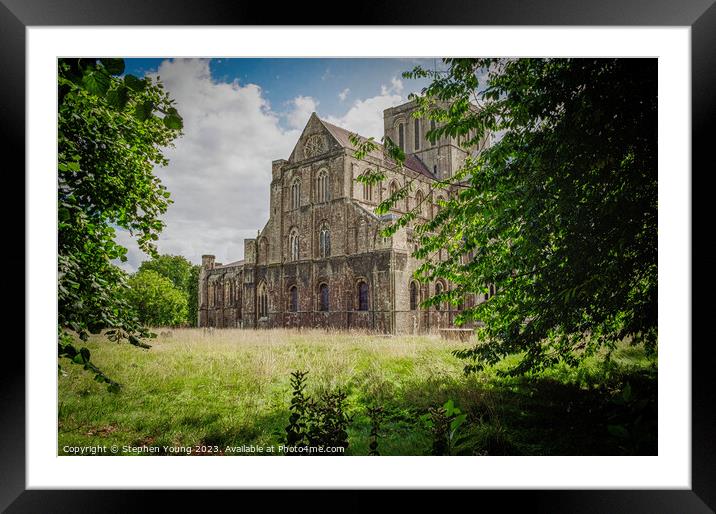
[5,0,714,510]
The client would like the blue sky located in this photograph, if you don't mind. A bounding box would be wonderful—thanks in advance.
[116,58,446,271]
[125,58,439,132]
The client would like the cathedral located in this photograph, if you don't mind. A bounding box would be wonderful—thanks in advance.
[198,99,490,333]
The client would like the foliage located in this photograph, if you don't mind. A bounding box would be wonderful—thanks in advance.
[423,399,468,456]
[305,390,351,451]
[125,270,189,327]
[58,329,656,455]
[367,405,384,456]
[58,58,182,387]
[284,370,351,453]
[355,58,657,375]
[604,377,657,454]
[138,254,193,292]
[187,265,201,327]
[285,370,310,448]
[138,255,200,325]
[58,332,121,393]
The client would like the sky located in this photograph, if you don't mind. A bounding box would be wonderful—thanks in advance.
[115,58,444,272]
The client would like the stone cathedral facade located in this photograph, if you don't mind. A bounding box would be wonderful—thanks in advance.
[198,99,490,333]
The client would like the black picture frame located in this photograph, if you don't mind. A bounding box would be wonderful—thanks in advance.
[4,0,713,511]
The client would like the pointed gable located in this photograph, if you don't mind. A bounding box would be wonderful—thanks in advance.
[287,112,342,164]
[286,113,436,180]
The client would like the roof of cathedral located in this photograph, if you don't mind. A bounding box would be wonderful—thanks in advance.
[215,259,244,269]
[318,117,437,181]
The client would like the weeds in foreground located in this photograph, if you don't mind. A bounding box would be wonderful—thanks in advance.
[285,370,351,454]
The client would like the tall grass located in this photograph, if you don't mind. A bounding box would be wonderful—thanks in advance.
[58,329,657,456]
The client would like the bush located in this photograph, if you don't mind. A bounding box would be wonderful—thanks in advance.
[125,269,188,327]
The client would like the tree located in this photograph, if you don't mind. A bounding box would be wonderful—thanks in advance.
[187,264,201,327]
[357,58,657,375]
[137,254,201,326]
[58,58,183,388]
[125,270,189,327]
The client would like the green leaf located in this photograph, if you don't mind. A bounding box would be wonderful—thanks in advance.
[450,413,467,432]
[81,69,110,96]
[621,382,632,402]
[106,85,129,110]
[134,100,154,121]
[100,58,125,75]
[607,424,629,439]
[443,399,455,415]
[163,114,183,130]
[124,74,146,91]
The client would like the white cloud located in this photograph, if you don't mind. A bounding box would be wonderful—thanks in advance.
[286,95,318,130]
[380,77,404,96]
[338,88,350,102]
[115,58,299,271]
[324,77,405,139]
[113,64,412,272]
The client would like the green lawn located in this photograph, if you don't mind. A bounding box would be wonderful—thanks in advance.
[58,328,657,456]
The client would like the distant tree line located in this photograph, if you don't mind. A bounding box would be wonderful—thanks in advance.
[126,254,201,327]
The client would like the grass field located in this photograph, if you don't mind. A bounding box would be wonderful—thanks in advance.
[58,329,657,456]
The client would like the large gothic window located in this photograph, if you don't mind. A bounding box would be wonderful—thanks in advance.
[289,285,298,312]
[398,123,405,151]
[289,229,299,261]
[435,281,445,311]
[357,281,369,311]
[214,282,222,306]
[389,181,398,198]
[415,190,424,217]
[362,179,372,202]
[291,178,301,210]
[414,118,420,150]
[258,282,268,318]
[315,169,329,203]
[410,281,418,310]
[319,283,329,312]
[319,224,331,258]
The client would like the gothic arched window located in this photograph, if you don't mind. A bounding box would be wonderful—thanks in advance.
[258,282,268,318]
[289,229,299,261]
[289,285,298,312]
[415,190,424,216]
[435,281,445,310]
[398,123,405,151]
[414,118,420,150]
[319,283,329,312]
[315,169,329,203]
[357,281,369,311]
[410,281,418,311]
[319,224,331,258]
[363,179,372,202]
[389,181,398,198]
[291,178,301,210]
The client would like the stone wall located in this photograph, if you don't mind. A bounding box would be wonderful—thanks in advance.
[198,100,488,333]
